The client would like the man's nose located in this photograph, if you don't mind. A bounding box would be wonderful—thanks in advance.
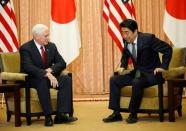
[122,34,127,39]
[46,37,50,41]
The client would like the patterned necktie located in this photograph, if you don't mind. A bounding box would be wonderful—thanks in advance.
[40,46,47,66]
[132,43,137,61]
[132,43,140,77]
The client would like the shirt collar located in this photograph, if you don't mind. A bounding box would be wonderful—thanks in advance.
[34,40,45,50]
[34,40,46,55]
[133,34,138,44]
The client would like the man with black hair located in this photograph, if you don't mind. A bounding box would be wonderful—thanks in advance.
[103,19,172,123]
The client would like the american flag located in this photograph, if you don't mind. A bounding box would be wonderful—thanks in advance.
[103,0,135,51]
[0,0,19,52]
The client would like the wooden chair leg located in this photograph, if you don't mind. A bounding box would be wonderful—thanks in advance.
[37,116,40,120]
[69,112,73,117]
[177,105,182,117]
[158,83,164,122]
[6,110,11,122]
[25,82,32,125]
[159,112,164,122]
[177,87,183,117]
[26,114,31,125]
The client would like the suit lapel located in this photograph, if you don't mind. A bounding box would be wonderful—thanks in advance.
[31,40,44,66]
[136,32,143,58]
[123,40,133,59]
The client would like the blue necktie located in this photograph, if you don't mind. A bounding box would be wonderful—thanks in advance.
[132,43,140,78]
[132,43,136,61]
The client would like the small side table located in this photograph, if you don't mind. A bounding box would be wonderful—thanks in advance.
[0,83,21,127]
[167,79,186,122]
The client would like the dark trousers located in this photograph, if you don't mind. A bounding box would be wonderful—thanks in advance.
[109,72,161,114]
[29,75,72,115]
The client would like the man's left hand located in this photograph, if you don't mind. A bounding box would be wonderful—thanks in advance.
[46,72,58,88]
[45,68,53,73]
[154,68,165,75]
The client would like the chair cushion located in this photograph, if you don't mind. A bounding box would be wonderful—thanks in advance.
[120,97,168,109]
[120,83,168,97]
[7,88,57,113]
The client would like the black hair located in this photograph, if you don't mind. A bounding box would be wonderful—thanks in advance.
[120,19,138,32]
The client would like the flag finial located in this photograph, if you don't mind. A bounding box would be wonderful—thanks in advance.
[122,0,129,4]
[0,0,9,6]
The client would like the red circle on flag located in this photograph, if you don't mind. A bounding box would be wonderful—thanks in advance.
[51,0,76,24]
[166,0,186,20]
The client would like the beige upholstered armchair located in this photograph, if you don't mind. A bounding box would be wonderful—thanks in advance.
[0,52,73,125]
[116,48,185,121]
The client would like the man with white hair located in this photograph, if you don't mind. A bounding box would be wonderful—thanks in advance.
[19,24,77,126]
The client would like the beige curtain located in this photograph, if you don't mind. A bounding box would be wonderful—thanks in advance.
[12,0,170,95]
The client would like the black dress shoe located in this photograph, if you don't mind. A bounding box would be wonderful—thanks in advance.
[126,113,138,124]
[103,113,122,123]
[45,115,53,127]
[54,114,78,124]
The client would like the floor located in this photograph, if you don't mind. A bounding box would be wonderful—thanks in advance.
[0,100,186,131]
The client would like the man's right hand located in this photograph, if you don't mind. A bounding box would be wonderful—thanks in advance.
[154,68,165,75]
[45,72,58,88]
[116,67,125,73]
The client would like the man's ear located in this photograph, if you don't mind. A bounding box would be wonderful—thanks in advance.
[134,29,138,34]
[133,29,138,38]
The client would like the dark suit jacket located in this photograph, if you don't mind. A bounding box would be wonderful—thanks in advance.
[121,32,172,75]
[19,40,66,80]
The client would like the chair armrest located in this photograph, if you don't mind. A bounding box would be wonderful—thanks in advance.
[162,66,185,80]
[114,67,133,75]
[0,72,28,81]
[61,69,72,76]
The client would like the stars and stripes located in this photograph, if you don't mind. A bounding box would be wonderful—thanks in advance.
[0,0,19,52]
[103,0,135,51]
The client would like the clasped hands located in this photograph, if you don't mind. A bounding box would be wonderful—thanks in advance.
[45,68,58,88]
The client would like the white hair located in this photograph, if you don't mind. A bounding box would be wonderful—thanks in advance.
[32,24,48,37]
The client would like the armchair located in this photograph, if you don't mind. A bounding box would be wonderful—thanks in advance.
[117,48,185,121]
[0,52,73,125]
